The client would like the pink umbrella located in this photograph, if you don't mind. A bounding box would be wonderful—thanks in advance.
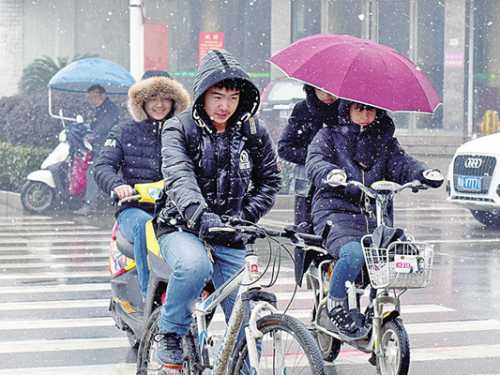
[269,34,441,113]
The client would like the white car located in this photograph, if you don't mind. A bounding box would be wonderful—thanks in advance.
[447,133,500,227]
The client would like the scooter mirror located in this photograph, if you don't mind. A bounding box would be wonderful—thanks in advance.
[76,115,84,123]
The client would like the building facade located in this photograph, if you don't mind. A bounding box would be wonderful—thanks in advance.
[0,0,498,153]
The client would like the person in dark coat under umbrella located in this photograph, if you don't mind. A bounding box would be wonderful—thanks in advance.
[277,84,339,286]
[155,49,281,373]
[93,71,190,298]
[306,100,443,339]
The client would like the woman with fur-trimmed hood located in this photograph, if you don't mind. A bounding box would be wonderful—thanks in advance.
[94,72,190,297]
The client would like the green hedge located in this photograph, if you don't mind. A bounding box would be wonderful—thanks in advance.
[0,142,50,192]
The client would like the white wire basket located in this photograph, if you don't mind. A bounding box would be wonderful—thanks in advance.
[361,235,434,289]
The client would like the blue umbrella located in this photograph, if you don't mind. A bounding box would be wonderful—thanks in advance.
[48,58,135,95]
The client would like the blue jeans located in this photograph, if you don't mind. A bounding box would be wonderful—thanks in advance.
[329,241,365,300]
[116,207,153,296]
[158,231,245,336]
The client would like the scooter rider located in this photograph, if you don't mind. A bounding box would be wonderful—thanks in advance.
[306,100,443,340]
[155,49,281,373]
[93,71,190,298]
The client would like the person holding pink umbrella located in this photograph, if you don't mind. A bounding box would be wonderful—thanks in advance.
[277,84,339,286]
[306,100,444,339]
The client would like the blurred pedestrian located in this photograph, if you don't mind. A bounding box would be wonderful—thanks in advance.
[74,84,120,215]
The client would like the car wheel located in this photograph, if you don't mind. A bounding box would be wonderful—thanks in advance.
[470,210,500,228]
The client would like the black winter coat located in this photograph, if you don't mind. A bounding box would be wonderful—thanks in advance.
[278,86,339,166]
[93,119,163,215]
[159,49,281,242]
[306,101,427,256]
[161,110,280,226]
[90,97,120,154]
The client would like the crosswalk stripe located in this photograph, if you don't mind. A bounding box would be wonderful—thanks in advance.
[0,337,129,354]
[0,283,111,294]
[0,296,452,315]
[0,271,109,280]
[330,344,500,365]
[0,216,53,221]
[0,299,109,311]
[0,253,107,261]
[0,238,109,245]
[0,221,77,226]
[0,245,108,252]
[0,230,110,237]
[0,225,98,231]
[0,261,108,269]
[0,364,136,375]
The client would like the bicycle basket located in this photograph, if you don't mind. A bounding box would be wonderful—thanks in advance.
[361,235,434,289]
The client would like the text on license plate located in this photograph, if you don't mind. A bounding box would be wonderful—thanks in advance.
[457,175,481,192]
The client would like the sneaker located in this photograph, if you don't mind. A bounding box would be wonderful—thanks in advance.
[156,333,184,373]
[328,305,368,340]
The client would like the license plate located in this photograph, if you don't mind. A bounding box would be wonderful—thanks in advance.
[393,255,418,274]
[456,175,482,192]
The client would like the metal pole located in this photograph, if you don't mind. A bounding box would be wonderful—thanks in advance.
[467,0,475,139]
[129,0,144,81]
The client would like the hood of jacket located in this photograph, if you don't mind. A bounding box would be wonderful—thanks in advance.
[192,49,260,132]
[336,99,396,170]
[304,85,339,124]
[128,76,191,122]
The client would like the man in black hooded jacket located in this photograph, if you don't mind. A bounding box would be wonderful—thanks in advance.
[155,49,281,372]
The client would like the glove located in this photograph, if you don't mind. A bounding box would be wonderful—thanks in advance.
[325,169,347,188]
[198,212,226,241]
[418,169,444,188]
[344,183,363,204]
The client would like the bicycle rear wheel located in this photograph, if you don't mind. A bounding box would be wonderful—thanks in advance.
[229,313,326,375]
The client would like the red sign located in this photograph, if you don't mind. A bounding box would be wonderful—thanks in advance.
[198,32,224,65]
[144,23,168,71]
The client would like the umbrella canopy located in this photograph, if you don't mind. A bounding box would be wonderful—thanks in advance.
[48,58,135,95]
[269,34,441,113]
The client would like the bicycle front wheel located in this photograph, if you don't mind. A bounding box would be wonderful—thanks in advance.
[376,318,410,375]
[229,313,326,375]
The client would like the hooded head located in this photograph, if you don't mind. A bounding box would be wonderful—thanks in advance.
[304,85,338,122]
[192,49,260,131]
[337,100,387,129]
[128,74,191,122]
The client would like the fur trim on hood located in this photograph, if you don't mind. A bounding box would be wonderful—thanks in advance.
[127,76,191,122]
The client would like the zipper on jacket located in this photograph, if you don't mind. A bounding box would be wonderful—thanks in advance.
[361,170,370,234]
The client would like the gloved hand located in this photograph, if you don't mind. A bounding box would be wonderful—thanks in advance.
[344,183,363,204]
[198,212,226,241]
[418,169,444,188]
[325,169,347,188]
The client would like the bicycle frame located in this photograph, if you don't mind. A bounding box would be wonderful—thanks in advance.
[192,244,280,375]
[306,180,428,356]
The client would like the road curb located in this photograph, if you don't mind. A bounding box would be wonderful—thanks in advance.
[0,190,22,211]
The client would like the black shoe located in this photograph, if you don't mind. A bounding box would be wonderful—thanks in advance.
[329,305,369,340]
[156,333,184,373]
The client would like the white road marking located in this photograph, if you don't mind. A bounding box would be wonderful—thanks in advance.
[0,364,136,375]
[0,244,108,252]
[0,253,107,261]
[0,337,129,354]
[0,260,107,269]
[0,230,110,237]
[0,299,109,311]
[0,271,109,280]
[0,283,110,294]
